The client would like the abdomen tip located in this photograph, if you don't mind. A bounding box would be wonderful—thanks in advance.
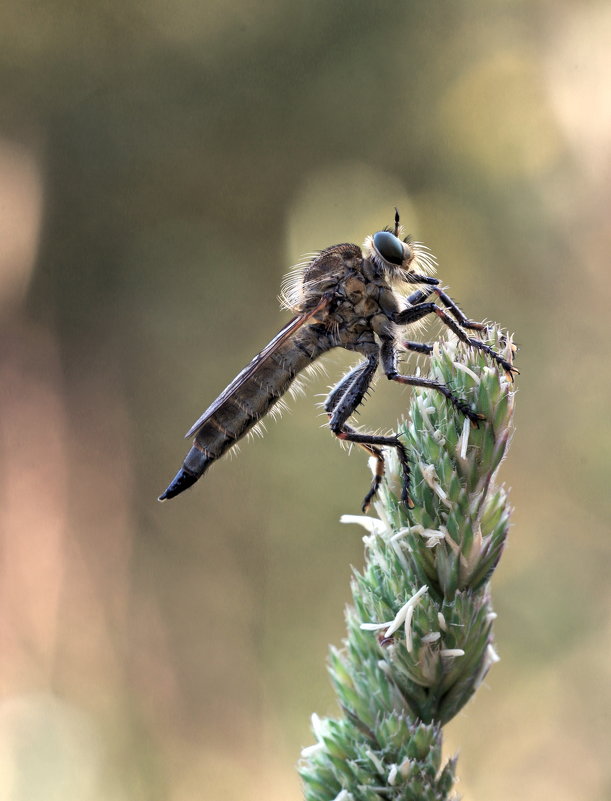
[157,467,198,501]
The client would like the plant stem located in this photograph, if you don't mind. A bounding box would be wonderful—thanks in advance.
[300,327,516,801]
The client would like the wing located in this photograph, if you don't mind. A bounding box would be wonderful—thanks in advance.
[185,296,329,438]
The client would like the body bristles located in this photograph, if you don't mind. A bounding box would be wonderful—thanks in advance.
[246,420,267,441]
[279,252,320,311]
[267,397,290,422]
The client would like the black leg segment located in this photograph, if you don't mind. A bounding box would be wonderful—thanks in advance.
[393,301,518,380]
[380,339,485,426]
[432,288,486,331]
[403,340,434,355]
[325,352,414,510]
[404,287,435,306]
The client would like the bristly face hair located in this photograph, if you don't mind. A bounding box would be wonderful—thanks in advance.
[362,208,438,287]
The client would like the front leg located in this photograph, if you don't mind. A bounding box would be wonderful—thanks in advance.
[433,288,486,331]
[403,340,434,355]
[380,337,485,426]
[404,286,435,306]
[393,302,517,380]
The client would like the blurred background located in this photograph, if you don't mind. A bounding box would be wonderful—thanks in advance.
[1,0,610,799]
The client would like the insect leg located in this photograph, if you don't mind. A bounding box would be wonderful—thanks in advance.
[408,274,439,286]
[401,287,436,355]
[333,427,413,512]
[325,353,413,511]
[432,307,518,378]
[380,338,485,426]
[432,288,486,331]
[399,290,436,355]
[403,285,438,352]
[325,360,371,414]
[393,303,517,379]
[324,360,386,511]
[405,287,435,306]
[405,285,485,331]
[403,341,434,355]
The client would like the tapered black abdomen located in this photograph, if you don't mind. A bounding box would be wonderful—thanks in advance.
[158,325,331,501]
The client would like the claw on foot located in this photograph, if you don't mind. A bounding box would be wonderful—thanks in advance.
[398,489,415,509]
[470,412,486,429]
[361,498,372,514]
[400,483,415,509]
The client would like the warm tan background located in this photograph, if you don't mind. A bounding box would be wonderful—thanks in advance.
[1,1,610,799]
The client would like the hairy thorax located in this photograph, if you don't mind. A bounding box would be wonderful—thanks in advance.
[300,245,401,350]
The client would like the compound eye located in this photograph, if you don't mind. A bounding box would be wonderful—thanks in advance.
[373,231,405,266]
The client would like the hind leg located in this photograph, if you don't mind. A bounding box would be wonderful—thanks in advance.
[324,353,413,511]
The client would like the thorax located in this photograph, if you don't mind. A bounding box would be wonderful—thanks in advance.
[319,262,400,344]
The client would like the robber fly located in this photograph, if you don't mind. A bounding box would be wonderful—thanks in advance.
[159,210,516,511]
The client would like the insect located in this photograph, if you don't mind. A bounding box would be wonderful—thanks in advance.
[159,210,517,511]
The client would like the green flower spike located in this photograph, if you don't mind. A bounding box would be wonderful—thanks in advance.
[299,327,516,801]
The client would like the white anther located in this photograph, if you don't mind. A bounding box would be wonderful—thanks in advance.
[340,515,385,534]
[420,463,451,507]
[404,605,415,653]
[459,415,470,460]
[360,585,428,638]
[452,361,480,383]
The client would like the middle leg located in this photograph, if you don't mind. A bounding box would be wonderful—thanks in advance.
[380,337,485,426]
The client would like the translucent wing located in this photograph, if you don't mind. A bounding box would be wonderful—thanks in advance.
[185,296,329,438]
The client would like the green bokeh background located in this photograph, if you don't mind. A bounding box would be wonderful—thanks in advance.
[1,1,610,799]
